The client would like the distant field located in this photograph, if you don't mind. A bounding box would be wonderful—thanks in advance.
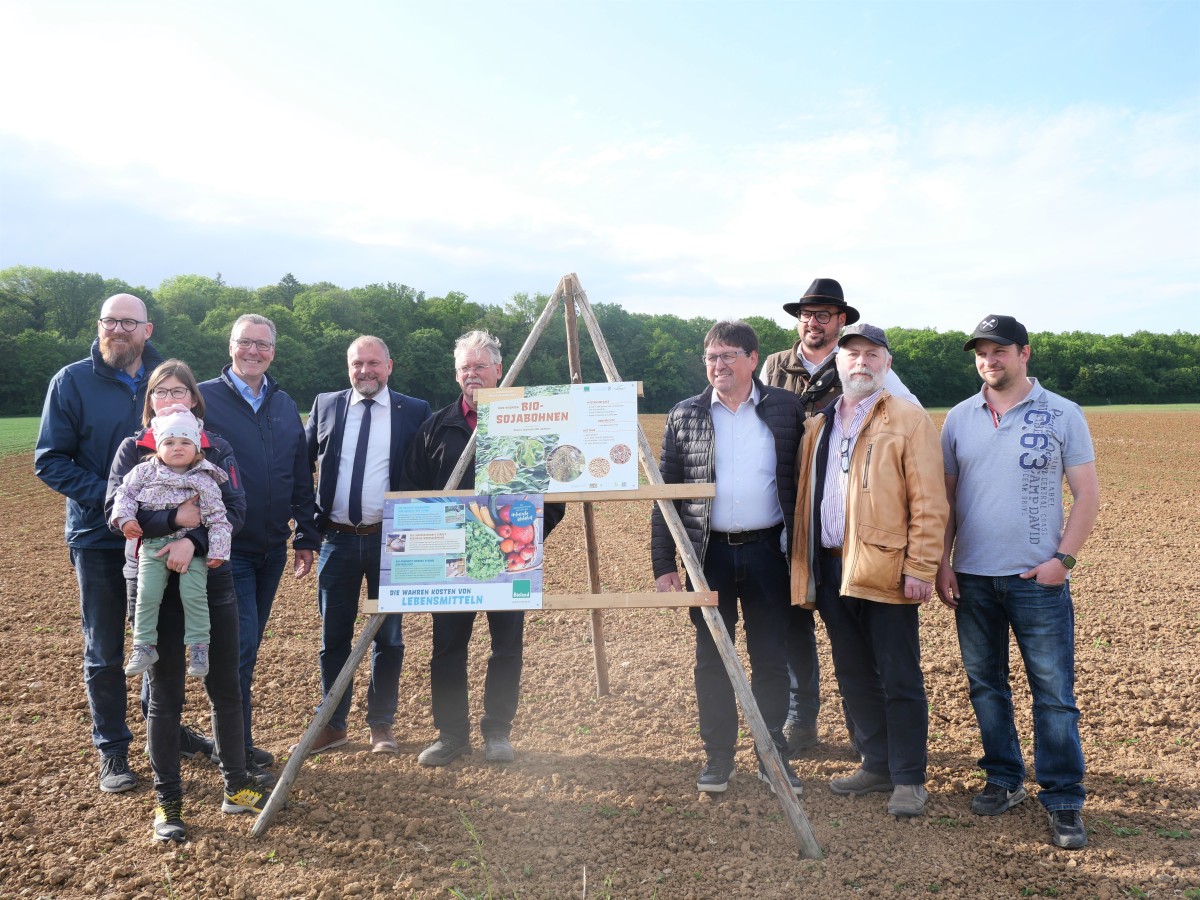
[0,418,40,458]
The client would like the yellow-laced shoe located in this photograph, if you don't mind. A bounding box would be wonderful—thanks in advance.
[153,799,186,842]
[222,782,269,815]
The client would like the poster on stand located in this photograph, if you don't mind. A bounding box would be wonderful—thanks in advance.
[377,494,544,613]
[473,382,638,495]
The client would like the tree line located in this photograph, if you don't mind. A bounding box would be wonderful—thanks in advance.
[3,266,1197,416]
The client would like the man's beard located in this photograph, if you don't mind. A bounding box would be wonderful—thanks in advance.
[355,377,385,398]
[840,368,885,400]
[100,335,142,371]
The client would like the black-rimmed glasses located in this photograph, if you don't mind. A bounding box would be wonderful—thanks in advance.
[798,310,835,324]
[151,386,191,400]
[98,317,147,332]
[839,437,851,473]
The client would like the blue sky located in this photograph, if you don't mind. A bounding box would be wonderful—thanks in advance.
[1,0,1197,335]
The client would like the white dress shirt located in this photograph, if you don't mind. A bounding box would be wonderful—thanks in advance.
[331,391,392,526]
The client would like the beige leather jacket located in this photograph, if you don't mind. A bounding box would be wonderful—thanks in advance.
[790,393,948,607]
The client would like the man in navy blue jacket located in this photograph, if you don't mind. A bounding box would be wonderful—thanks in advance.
[35,293,163,793]
[199,314,319,782]
[302,336,431,755]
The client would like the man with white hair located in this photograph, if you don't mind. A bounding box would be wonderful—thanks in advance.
[789,323,947,818]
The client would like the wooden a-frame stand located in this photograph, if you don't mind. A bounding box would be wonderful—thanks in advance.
[252,273,822,859]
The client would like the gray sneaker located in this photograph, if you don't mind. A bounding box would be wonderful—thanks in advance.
[888,784,929,817]
[970,782,1027,816]
[124,644,158,676]
[784,723,819,758]
[99,754,137,793]
[830,767,894,796]
[186,643,209,678]
[418,737,472,767]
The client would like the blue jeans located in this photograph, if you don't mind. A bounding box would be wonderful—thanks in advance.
[785,606,820,729]
[430,610,524,743]
[954,573,1085,811]
[230,544,287,749]
[816,554,927,784]
[71,547,133,757]
[688,535,791,756]
[317,532,404,730]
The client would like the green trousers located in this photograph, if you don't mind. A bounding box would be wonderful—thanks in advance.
[133,537,212,647]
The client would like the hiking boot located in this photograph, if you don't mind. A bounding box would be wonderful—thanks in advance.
[1048,809,1087,849]
[153,799,186,842]
[696,756,735,793]
[483,734,515,764]
[289,725,349,758]
[370,724,399,755]
[970,782,1028,816]
[124,643,159,676]
[830,767,894,796]
[888,784,929,817]
[757,760,804,796]
[99,754,137,793]
[246,759,277,789]
[186,643,209,678]
[418,737,472,767]
[784,722,819,758]
[179,725,214,760]
[222,781,270,815]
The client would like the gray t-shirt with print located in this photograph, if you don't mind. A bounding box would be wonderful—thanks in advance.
[942,378,1095,576]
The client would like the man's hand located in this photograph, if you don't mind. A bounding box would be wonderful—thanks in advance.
[121,519,143,540]
[656,572,682,593]
[935,562,959,610]
[1019,558,1068,587]
[174,496,201,529]
[154,538,196,573]
[903,574,934,604]
[294,548,314,578]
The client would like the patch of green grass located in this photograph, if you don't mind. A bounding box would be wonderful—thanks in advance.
[1125,887,1148,899]
[1096,819,1143,837]
[0,418,40,458]
[1155,828,1192,839]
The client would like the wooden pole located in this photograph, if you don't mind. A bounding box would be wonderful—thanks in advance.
[254,286,568,837]
[567,274,823,859]
[563,286,610,696]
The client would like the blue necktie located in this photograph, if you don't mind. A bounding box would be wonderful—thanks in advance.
[347,398,374,525]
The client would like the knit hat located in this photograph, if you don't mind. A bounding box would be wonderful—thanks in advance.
[152,410,202,448]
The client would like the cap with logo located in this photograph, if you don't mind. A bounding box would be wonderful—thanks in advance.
[964,314,1029,351]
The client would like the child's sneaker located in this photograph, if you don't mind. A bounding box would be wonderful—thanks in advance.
[124,644,159,676]
[187,643,210,678]
[222,781,269,815]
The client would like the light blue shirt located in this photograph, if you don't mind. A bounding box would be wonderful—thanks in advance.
[708,384,784,533]
[228,369,266,413]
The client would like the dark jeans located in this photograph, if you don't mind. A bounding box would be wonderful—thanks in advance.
[785,606,821,729]
[816,555,928,785]
[230,545,287,749]
[954,573,1085,811]
[71,547,133,757]
[136,568,247,802]
[430,610,525,743]
[317,532,404,730]
[688,536,791,756]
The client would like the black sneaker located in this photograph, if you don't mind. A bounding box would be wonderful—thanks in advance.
[970,782,1028,816]
[222,781,269,815]
[246,759,278,789]
[99,754,137,793]
[418,737,472,767]
[248,745,275,768]
[696,756,735,793]
[1049,809,1087,849]
[153,799,186,842]
[179,725,214,760]
[757,761,804,796]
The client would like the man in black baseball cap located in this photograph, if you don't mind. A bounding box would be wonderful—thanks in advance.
[963,314,1029,350]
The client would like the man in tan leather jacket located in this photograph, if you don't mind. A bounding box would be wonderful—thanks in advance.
[789,324,948,817]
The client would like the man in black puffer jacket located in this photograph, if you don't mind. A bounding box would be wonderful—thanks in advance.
[651,321,807,796]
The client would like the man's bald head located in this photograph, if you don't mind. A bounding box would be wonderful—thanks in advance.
[97,293,152,375]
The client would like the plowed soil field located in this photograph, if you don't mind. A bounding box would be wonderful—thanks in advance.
[0,411,1196,899]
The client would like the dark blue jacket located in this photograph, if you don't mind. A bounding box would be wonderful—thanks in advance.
[198,366,319,556]
[306,387,433,529]
[35,339,165,549]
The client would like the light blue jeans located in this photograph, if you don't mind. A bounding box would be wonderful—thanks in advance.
[954,573,1085,811]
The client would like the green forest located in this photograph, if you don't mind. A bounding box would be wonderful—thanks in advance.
[3,266,1198,416]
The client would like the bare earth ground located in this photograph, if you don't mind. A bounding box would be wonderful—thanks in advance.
[0,411,1197,899]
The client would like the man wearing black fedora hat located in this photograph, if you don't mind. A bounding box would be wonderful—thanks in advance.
[762,278,919,759]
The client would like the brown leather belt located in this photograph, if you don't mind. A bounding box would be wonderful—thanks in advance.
[710,524,783,546]
[325,521,382,535]
[820,546,843,558]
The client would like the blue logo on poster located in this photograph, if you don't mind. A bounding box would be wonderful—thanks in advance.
[508,500,537,526]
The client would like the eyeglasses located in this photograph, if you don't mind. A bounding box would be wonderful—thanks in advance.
[98,317,147,332]
[456,364,495,377]
[233,337,275,352]
[798,309,836,324]
[839,437,851,473]
[702,350,750,366]
[151,386,191,400]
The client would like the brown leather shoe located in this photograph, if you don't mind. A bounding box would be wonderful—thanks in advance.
[370,724,399,754]
[289,724,348,758]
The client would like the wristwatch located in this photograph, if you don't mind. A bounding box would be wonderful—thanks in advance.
[1053,552,1077,570]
